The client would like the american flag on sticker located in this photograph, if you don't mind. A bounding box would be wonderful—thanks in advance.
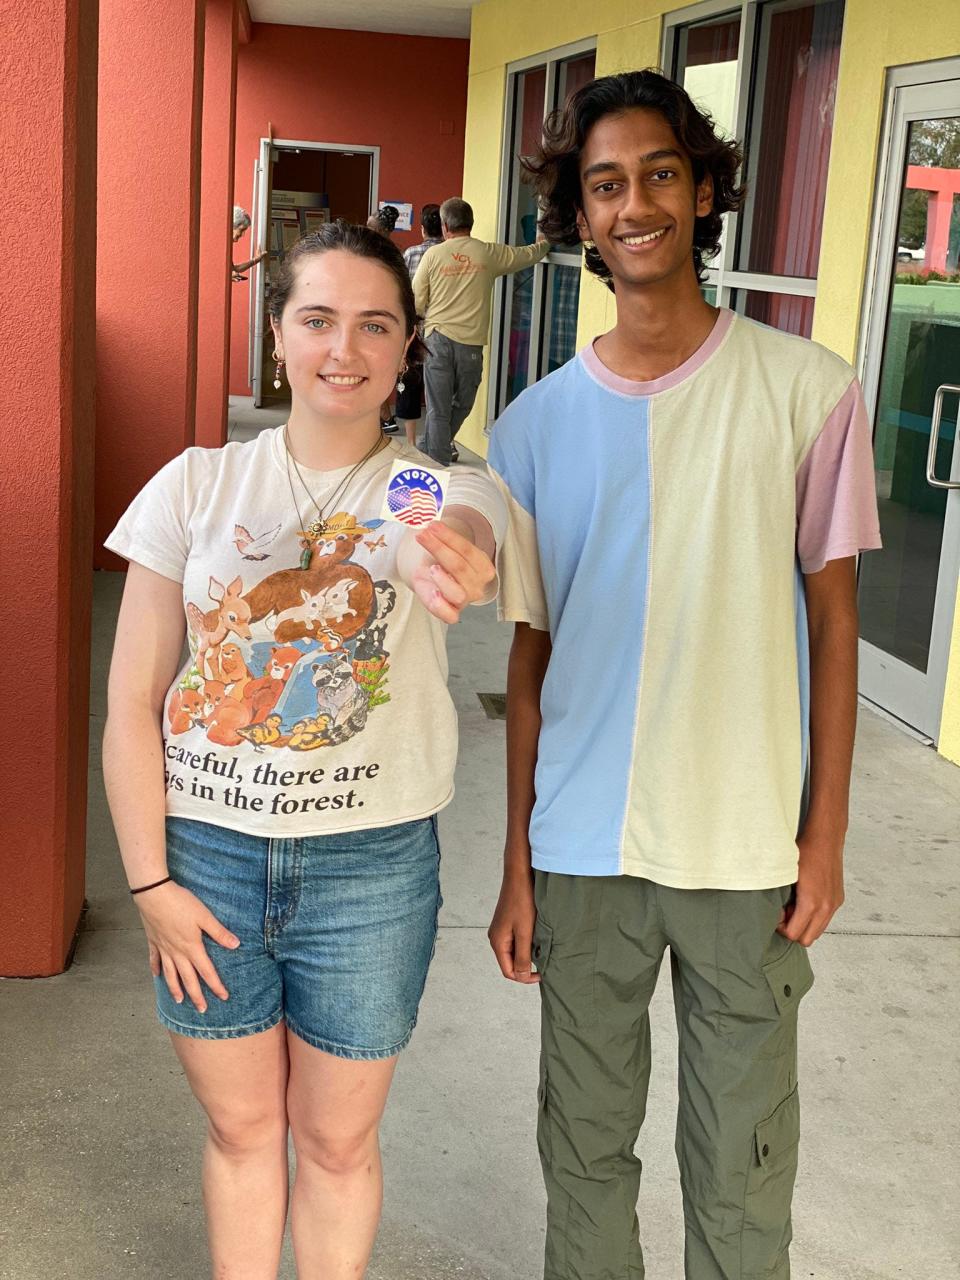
[381,460,449,528]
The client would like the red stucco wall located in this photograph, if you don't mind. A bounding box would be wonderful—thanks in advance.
[195,0,239,449]
[95,0,205,568]
[0,0,98,975]
[229,23,469,396]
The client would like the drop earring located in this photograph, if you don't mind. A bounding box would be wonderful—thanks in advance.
[397,360,408,394]
[272,348,284,390]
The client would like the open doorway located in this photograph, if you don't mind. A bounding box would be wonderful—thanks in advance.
[248,139,380,406]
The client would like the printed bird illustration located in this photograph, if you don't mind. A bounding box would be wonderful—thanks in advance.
[233,522,281,561]
[236,713,283,751]
[364,534,387,553]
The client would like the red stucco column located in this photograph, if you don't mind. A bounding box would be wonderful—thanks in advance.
[95,0,205,567]
[0,0,98,975]
[195,0,239,449]
[907,164,960,274]
[924,189,954,274]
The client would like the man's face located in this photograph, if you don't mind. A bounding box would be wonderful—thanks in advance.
[577,107,713,291]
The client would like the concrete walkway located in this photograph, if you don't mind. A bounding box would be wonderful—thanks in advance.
[2,568,959,1279]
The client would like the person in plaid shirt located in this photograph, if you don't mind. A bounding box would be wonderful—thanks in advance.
[403,203,443,279]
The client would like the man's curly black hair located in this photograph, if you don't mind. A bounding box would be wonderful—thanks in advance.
[523,69,745,289]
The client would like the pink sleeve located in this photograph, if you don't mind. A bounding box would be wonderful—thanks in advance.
[796,377,882,574]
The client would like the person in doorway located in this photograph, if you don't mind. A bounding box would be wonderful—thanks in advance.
[394,203,444,445]
[413,196,551,465]
[103,220,504,1279]
[232,205,267,282]
[366,207,404,428]
[486,70,882,1280]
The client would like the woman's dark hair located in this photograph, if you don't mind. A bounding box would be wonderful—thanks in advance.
[524,69,745,288]
[268,220,428,365]
[377,204,400,233]
[421,203,442,238]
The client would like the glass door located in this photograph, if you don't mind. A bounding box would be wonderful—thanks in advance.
[491,43,596,419]
[249,139,379,405]
[858,70,960,742]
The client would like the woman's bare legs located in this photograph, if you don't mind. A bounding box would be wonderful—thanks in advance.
[399,417,419,446]
[172,1024,289,1279]
[285,1030,398,1278]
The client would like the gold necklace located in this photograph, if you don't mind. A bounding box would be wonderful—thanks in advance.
[283,427,387,568]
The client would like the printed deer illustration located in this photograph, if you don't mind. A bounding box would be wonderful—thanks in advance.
[186,576,252,681]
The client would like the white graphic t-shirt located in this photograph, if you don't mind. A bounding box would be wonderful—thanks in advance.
[105,429,505,837]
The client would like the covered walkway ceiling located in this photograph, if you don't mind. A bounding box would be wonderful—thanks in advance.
[248,0,476,38]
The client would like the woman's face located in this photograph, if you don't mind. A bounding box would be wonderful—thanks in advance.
[272,250,411,425]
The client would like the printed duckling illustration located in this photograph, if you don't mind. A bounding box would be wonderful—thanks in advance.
[236,714,283,751]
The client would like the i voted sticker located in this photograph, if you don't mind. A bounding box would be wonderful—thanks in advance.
[381,460,449,528]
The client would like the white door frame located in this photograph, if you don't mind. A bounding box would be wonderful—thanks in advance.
[857,60,960,742]
[248,138,381,404]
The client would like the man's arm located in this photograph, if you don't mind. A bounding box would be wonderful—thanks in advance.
[488,622,552,983]
[487,238,551,278]
[232,248,267,275]
[412,255,431,316]
[778,555,859,947]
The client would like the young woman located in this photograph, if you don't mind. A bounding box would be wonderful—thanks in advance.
[103,220,504,1279]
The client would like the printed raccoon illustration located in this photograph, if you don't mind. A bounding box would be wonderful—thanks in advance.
[309,654,369,746]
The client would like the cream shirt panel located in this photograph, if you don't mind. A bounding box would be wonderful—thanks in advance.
[621,325,855,888]
[488,465,549,631]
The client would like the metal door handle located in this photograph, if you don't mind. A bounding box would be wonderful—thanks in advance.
[926,383,960,490]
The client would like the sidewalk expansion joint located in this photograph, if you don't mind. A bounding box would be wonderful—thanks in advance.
[825,928,959,939]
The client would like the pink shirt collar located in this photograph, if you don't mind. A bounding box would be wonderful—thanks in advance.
[579,308,735,396]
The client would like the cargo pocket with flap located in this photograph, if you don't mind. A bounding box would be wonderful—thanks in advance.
[758,940,814,1058]
[741,1084,800,1277]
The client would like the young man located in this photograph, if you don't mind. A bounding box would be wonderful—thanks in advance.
[413,196,550,465]
[487,70,881,1280]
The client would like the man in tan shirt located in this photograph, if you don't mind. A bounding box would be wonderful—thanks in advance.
[413,197,550,465]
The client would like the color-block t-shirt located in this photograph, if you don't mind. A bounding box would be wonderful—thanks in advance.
[105,429,505,838]
[488,310,881,890]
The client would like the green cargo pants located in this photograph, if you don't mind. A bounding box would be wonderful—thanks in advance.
[533,871,814,1280]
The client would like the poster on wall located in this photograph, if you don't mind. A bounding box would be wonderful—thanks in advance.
[379,200,413,232]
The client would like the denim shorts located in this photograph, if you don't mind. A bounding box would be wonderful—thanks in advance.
[156,815,442,1059]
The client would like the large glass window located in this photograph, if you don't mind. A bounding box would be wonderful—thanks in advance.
[735,0,844,278]
[675,11,741,139]
[729,289,815,337]
[491,43,597,419]
[666,0,846,335]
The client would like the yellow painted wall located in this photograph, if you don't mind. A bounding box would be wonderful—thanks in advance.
[459,0,960,760]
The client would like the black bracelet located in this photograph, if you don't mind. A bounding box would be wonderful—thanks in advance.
[129,876,172,896]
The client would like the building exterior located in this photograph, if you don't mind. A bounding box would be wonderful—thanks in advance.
[456,0,960,766]
[1,0,956,976]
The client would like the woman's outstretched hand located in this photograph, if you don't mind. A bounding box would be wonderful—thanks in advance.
[411,520,497,624]
[134,881,240,1013]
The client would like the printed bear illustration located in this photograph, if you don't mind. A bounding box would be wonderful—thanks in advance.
[243,645,303,724]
